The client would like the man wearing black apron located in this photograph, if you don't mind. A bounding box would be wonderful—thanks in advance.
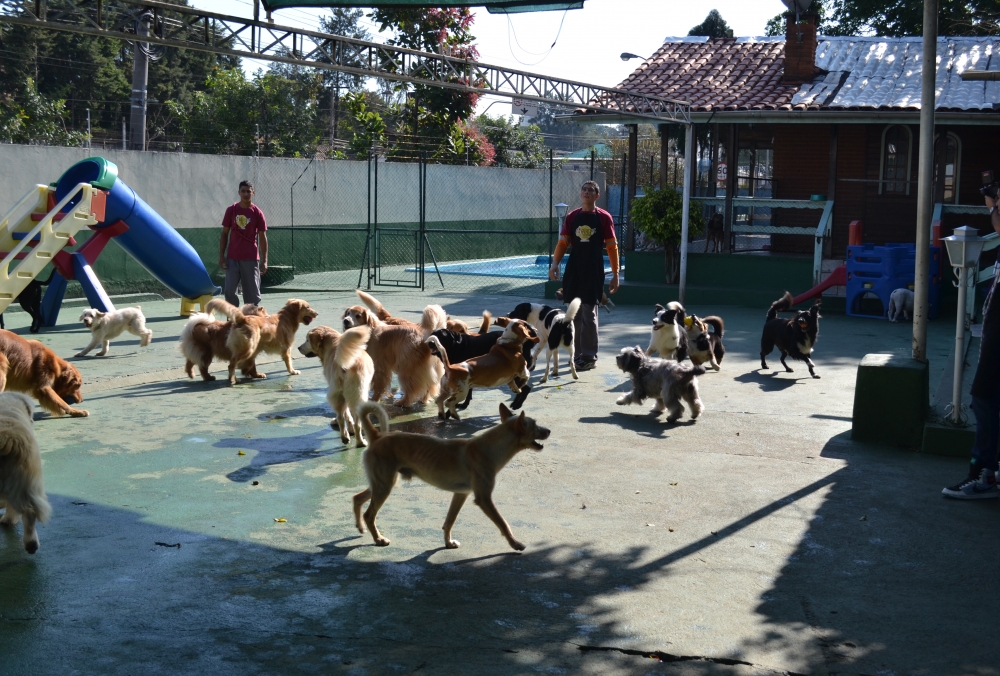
[943,190,1000,498]
[548,181,620,371]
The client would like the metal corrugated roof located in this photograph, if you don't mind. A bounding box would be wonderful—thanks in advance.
[791,37,1000,111]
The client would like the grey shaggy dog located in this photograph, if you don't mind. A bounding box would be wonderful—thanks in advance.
[615,346,705,422]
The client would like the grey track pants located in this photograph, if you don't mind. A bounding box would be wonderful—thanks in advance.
[224,259,261,306]
[573,302,599,359]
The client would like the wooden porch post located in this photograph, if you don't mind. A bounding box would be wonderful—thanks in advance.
[658,124,669,189]
[723,123,738,253]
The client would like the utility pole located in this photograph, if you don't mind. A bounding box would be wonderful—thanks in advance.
[129,12,151,151]
[912,0,938,361]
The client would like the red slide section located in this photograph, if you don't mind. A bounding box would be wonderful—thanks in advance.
[792,265,846,306]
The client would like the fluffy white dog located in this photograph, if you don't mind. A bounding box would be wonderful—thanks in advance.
[0,392,51,553]
[77,306,153,356]
[888,288,914,322]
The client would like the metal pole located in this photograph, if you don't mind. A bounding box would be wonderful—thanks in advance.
[951,265,968,423]
[679,123,694,305]
[913,0,938,361]
[86,108,91,148]
[121,117,126,150]
[129,12,149,151]
[549,148,554,265]
[590,148,595,181]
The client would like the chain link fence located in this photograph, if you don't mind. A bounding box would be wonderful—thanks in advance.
[245,154,604,297]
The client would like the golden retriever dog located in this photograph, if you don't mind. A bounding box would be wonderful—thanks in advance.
[0,330,86,417]
[0,392,51,553]
[211,298,318,384]
[342,301,446,407]
[426,319,538,421]
[298,325,374,447]
[352,401,551,550]
[179,303,267,381]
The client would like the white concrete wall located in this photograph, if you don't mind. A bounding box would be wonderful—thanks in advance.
[0,144,605,229]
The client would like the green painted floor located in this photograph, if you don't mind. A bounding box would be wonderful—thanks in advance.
[0,290,994,676]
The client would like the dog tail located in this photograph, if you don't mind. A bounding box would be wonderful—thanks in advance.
[355,290,391,321]
[678,362,707,383]
[335,326,371,370]
[206,298,244,323]
[667,301,685,312]
[422,304,448,337]
[358,401,390,443]
[564,297,582,323]
[477,311,492,334]
[766,291,794,322]
[425,334,451,368]
[703,316,724,338]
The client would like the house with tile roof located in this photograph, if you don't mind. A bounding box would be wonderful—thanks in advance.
[580,14,998,267]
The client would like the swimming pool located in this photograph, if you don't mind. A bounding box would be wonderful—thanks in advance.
[416,255,620,280]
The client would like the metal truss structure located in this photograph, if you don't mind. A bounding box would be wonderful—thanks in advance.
[0,0,691,124]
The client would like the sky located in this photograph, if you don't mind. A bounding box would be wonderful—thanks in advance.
[194,0,788,114]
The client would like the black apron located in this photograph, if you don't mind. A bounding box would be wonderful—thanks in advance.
[972,264,1000,399]
[562,210,605,306]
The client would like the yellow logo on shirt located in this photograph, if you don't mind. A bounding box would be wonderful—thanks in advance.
[235,215,249,229]
[576,225,594,242]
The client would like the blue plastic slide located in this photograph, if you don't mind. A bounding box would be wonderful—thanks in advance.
[55,157,220,300]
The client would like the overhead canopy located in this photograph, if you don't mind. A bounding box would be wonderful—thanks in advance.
[260,0,584,13]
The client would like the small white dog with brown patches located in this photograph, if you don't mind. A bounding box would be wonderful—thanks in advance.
[0,392,52,553]
[77,306,153,357]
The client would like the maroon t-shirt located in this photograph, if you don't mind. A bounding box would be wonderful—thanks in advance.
[222,203,267,261]
[560,207,616,242]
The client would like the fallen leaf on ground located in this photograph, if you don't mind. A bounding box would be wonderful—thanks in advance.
[274,518,287,523]
[238,450,246,456]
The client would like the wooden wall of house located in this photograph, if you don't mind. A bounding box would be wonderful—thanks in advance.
[772,124,832,254]
[772,122,996,259]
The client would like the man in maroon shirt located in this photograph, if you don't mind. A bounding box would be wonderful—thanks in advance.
[548,180,620,371]
[220,180,269,306]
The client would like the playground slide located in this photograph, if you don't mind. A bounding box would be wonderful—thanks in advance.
[791,265,846,307]
[55,157,219,302]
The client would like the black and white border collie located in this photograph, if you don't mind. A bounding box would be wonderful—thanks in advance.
[760,291,821,379]
[647,302,688,360]
[507,298,581,383]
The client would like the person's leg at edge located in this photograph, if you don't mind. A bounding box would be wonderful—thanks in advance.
[224,259,242,306]
[574,303,599,368]
[241,260,262,307]
[942,389,1000,499]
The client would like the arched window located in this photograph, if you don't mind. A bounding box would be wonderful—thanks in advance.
[934,132,962,204]
[879,125,912,196]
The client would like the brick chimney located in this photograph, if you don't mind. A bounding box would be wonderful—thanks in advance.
[782,12,819,85]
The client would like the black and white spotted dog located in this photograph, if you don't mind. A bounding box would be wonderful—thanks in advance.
[615,346,705,422]
[647,302,688,360]
[507,298,581,383]
[760,291,821,379]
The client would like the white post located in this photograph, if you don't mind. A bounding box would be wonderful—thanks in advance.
[913,0,937,361]
[679,122,694,305]
[951,266,968,423]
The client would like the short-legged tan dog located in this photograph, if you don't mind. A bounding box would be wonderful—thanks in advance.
[298,325,374,447]
[210,298,318,380]
[426,320,537,421]
[352,401,551,551]
[0,392,51,553]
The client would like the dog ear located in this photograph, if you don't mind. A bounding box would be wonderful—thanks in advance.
[95,311,106,318]
[654,304,664,312]
[499,403,513,422]
[514,410,526,433]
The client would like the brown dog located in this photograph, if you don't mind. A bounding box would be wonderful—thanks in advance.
[0,330,86,417]
[707,212,725,253]
[179,303,267,381]
[212,299,318,384]
[297,325,374,447]
[426,320,537,421]
[342,302,446,407]
[352,400,551,550]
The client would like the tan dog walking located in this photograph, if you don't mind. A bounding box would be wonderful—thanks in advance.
[352,401,551,551]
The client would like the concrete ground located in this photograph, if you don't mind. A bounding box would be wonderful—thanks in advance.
[0,290,994,676]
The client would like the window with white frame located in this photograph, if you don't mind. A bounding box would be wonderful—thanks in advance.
[880,125,912,195]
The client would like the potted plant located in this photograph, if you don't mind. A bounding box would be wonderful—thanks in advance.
[629,185,705,284]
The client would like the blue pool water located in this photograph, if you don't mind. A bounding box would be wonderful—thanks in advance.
[419,255,618,280]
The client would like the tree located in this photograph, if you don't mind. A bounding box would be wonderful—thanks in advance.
[764,0,998,37]
[476,114,546,168]
[369,8,485,162]
[319,9,372,141]
[0,78,86,146]
[629,185,705,283]
[180,68,324,156]
[688,9,734,39]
